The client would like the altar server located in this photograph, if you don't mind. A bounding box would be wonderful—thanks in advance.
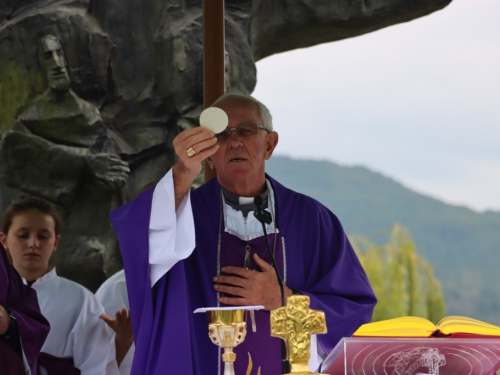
[111,92,377,374]
[1,197,118,375]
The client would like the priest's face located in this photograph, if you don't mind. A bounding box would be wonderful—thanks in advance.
[209,97,278,196]
[0,209,60,280]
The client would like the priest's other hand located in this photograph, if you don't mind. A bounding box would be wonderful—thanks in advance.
[213,253,292,310]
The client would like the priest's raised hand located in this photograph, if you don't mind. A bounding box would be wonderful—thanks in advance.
[172,126,218,209]
[214,253,292,310]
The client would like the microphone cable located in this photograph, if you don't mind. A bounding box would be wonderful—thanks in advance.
[254,195,291,374]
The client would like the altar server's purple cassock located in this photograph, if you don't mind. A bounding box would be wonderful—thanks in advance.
[110,93,376,375]
[0,243,50,374]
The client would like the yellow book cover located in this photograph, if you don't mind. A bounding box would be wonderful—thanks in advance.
[353,316,500,338]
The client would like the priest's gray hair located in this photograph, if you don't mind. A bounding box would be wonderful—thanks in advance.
[211,91,274,131]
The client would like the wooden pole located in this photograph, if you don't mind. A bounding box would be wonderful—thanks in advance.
[203,0,225,182]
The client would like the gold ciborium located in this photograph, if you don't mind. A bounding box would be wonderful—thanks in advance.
[194,306,263,375]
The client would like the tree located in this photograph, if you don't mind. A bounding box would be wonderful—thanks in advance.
[351,224,446,323]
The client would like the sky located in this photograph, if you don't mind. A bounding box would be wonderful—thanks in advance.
[252,0,500,212]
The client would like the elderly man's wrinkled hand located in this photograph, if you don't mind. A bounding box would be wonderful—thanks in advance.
[173,127,218,178]
[213,253,292,311]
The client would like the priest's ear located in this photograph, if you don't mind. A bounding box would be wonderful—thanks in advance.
[264,131,279,160]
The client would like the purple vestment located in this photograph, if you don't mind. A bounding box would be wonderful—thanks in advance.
[220,230,284,374]
[110,175,376,375]
[0,243,50,374]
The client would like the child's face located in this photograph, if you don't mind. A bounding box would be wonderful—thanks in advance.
[1,209,60,277]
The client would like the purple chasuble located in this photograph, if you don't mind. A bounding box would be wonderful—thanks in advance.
[110,174,377,375]
[0,243,50,374]
[220,230,284,375]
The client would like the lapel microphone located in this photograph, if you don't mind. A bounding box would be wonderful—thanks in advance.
[253,195,291,374]
[254,196,272,225]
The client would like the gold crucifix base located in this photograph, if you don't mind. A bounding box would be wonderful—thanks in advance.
[270,295,328,375]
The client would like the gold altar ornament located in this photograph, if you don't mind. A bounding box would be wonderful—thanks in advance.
[207,308,248,375]
[271,295,327,375]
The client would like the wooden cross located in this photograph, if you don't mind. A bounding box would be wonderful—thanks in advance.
[271,295,328,374]
[203,0,225,182]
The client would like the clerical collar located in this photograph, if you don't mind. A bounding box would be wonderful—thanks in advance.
[221,186,269,217]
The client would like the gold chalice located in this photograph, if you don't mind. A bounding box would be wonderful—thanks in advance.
[194,306,263,375]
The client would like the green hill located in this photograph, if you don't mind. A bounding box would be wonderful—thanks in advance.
[266,155,500,324]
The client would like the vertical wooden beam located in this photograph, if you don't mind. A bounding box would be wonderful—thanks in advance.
[203,0,225,182]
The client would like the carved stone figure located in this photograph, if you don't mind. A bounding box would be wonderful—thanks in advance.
[0,35,129,291]
[0,0,452,288]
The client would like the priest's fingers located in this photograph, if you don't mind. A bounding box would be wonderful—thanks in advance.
[214,275,251,288]
[214,284,247,298]
[174,140,219,177]
[174,128,217,157]
[218,296,248,306]
[185,143,219,163]
[220,266,253,279]
[174,126,212,145]
[253,254,274,273]
[182,136,218,156]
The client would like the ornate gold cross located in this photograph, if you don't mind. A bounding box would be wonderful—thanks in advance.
[270,295,327,374]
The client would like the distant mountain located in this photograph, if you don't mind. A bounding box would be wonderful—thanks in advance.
[267,155,500,324]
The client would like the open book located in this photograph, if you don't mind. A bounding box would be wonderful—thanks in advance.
[353,315,500,338]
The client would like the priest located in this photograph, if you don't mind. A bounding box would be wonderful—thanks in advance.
[110,92,377,375]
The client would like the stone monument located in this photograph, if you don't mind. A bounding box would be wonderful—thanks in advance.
[1,34,129,290]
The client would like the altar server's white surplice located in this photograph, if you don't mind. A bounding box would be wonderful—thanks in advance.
[25,268,118,375]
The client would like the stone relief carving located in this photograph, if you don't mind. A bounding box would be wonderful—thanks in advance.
[0,34,129,290]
